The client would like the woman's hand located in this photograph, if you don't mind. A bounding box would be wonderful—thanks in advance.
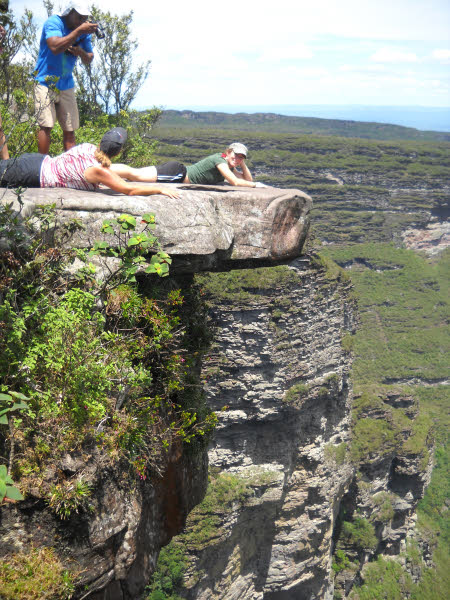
[157,186,180,199]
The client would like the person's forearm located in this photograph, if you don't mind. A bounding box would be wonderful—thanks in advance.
[78,49,93,65]
[240,162,253,182]
[47,30,83,54]
[229,178,257,188]
[127,184,168,196]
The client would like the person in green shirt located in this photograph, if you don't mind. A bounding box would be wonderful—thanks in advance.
[111,142,267,188]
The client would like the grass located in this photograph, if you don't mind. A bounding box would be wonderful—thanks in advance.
[0,547,75,599]
[322,245,449,384]
[196,265,300,303]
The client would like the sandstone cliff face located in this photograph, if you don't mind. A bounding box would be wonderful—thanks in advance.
[169,257,355,599]
[168,257,434,600]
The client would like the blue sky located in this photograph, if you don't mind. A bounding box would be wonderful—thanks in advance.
[12,0,450,109]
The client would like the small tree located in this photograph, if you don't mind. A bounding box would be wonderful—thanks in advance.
[0,5,40,156]
[74,7,151,119]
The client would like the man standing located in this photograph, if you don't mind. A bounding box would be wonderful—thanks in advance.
[34,2,98,154]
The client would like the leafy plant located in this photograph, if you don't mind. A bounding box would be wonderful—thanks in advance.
[48,478,93,520]
[332,549,351,574]
[0,464,24,503]
[342,517,378,552]
[0,391,28,425]
[87,213,172,295]
[146,543,186,600]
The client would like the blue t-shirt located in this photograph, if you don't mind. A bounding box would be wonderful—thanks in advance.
[34,15,93,90]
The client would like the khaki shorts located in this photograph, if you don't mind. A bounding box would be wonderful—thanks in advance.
[34,83,79,131]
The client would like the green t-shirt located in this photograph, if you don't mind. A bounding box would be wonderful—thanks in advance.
[186,153,228,185]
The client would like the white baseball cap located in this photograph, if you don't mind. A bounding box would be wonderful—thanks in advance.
[60,2,91,17]
[228,142,248,157]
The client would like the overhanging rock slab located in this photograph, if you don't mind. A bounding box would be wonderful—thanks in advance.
[1,183,312,273]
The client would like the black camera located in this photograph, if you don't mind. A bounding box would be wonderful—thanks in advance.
[94,23,105,40]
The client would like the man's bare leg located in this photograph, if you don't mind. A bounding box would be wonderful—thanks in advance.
[0,133,8,160]
[38,126,52,155]
[63,130,76,151]
[0,115,9,159]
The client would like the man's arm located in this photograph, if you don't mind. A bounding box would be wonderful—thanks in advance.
[216,163,257,187]
[46,21,97,55]
[84,166,180,198]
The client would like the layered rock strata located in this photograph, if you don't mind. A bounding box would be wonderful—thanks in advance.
[175,257,356,599]
[171,258,434,600]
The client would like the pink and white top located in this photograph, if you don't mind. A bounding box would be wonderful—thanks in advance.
[40,143,99,191]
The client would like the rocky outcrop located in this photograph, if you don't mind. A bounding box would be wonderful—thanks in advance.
[1,435,207,600]
[0,184,311,599]
[402,219,450,255]
[0,184,312,272]
[333,390,434,597]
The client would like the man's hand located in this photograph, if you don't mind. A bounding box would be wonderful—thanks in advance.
[76,21,99,36]
[66,45,94,65]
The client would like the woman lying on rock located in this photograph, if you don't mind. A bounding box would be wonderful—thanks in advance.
[111,142,267,188]
[0,127,179,198]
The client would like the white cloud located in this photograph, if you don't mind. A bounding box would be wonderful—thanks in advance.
[370,48,418,63]
[10,0,450,107]
[432,49,450,63]
[339,64,387,73]
[257,43,314,62]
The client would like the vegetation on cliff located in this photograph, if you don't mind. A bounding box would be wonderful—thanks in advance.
[0,198,215,594]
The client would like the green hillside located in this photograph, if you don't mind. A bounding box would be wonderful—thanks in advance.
[156,110,450,142]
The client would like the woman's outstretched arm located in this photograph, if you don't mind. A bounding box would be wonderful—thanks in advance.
[84,166,179,198]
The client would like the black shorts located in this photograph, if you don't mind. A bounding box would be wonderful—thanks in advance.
[0,153,45,188]
[155,161,187,183]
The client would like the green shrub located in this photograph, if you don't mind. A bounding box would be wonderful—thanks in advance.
[350,418,396,463]
[332,549,351,574]
[146,543,186,600]
[372,492,395,524]
[350,556,413,600]
[341,333,354,353]
[342,517,378,551]
[283,383,310,406]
